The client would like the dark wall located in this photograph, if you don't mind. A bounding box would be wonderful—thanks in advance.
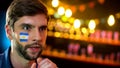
[0,0,13,53]
[0,10,10,53]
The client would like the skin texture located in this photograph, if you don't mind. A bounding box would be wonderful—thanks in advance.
[6,14,57,68]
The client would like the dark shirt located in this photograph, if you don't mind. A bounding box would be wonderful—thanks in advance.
[0,47,13,68]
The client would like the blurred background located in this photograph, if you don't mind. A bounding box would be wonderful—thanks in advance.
[0,0,120,67]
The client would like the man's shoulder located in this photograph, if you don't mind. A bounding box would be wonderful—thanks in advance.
[0,51,5,58]
[0,49,7,56]
[0,48,11,68]
[0,50,6,62]
[0,51,5,68]
[0,48,10,58]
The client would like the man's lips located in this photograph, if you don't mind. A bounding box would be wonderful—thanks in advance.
[28,47,41,52]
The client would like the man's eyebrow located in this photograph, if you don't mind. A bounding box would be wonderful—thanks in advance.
[19,23,34,27]
[39,25,47,28]
[20,23,47,28]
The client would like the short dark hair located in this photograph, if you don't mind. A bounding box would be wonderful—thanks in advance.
[6,0,49,29]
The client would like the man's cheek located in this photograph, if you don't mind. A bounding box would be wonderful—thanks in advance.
[19,32,29,42]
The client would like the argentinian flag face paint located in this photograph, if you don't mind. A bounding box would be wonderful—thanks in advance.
[19,32,29,42]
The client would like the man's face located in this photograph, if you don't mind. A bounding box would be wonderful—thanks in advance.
[10,14,47,60]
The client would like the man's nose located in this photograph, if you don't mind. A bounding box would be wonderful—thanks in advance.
[33,29,41,41]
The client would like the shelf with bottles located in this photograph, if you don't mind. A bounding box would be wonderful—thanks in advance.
[41,45,120,67]
[47,29,120,46]
[46,22,120,67]
[45,35,120,66]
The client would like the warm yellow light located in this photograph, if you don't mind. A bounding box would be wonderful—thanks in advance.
[64,23,71,29]
[54,12,60,18]
[81,27,87,34]
[47,31,54,36]
[57,6,65,15]
[48,7,55,15]
[69,27,74,34]
[65,9,72,18]
[89,29,95,33]
[107,15,115,26]
[69,34,75,39]
[52,0,59,7]
[74,19,81,28]
[88,20,96,30]
[68,17,75,24]
[61,15,68,22]
[63,33,69,38]
[81,27,89,37]
[54,32,61,37]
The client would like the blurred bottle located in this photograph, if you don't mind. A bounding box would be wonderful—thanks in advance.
[113,31,119,43]
[109,52,115,62]
[68,42,74,55]
[89,32,95,40]
[116,52,120,62]
[104,54,110,63]
[101,30,107,42]
[87,44,94,57]
[95,30,101,41]
[107,31,112,42]
[81,48,86,58]
[97,54,103,62]
[73,43,80,55]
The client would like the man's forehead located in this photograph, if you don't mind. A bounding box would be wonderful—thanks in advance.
[15,14,47,26]
[19,23,47,27]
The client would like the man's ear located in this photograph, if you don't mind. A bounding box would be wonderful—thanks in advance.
[5,25,13,40]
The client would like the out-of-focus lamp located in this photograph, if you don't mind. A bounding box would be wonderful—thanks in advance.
[107,15,115,26]
[57,6,65,15]
[52,0,59,7]
[74,19,81,29]
[65,9,72,18]
[88,20,96,30]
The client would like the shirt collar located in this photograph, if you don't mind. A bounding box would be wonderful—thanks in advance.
[4,47,13,68]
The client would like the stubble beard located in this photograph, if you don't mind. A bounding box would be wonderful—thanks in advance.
[15,41,43,60]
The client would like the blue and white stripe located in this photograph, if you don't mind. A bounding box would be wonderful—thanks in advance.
[19,32,29,42]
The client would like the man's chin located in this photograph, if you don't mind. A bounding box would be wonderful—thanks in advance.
[25,56,38,60]
[24,53,40,60]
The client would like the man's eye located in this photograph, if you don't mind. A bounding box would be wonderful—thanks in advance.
[39,26,47,31]
[23,26,31,30]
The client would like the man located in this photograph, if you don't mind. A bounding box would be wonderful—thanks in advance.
[0,0,57,68]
